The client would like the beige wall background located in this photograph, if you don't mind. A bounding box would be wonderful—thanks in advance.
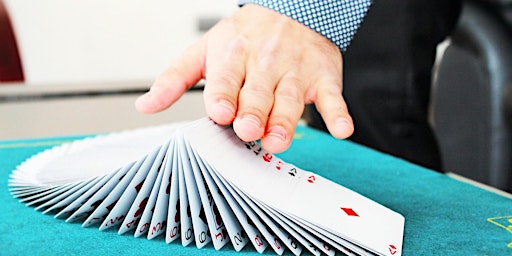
[4,0,236,85]
[0,1,237,139]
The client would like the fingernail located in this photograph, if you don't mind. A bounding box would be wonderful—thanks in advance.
[217,99,236,116]
[266,125,287,142]
[135,92,152,106]
[238,114,262,128]
[335,117,352,134]
[234,114,264,140]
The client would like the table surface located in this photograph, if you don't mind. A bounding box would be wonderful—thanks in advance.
[1,125,511,256]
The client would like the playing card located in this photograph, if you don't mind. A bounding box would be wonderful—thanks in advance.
[146,143,175,240]
[98,147,162,231]
[278,209,365,255]
[165,140,182,243]
[35,179,94,212]
[20,184,70,206]
[133,150,168,238]
[79,158,142,226]
[9,122,184,186]
[177,132,212,248]
[177,152,194,246]
[255,199,332,256]
[204,160,269,253]
[209,165,287,255]
[42,176,102,214]
[181,119,405,256]
[54,171,116,219]
[193,147,250,252]
[218,171,304,256]
[8,118,405,256]
[9,186,50,197]
[184,139,230,250]
[118,159,162,234]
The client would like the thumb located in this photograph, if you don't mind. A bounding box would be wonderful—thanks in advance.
[135,38,206,113]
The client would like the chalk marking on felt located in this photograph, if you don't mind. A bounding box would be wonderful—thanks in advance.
[293,132,305,139]
[487,215,512,248]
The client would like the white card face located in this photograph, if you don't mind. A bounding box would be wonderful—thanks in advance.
[177,133,212,248]
[134,154,167,238]
[116,141,170,235]
[182,120,405,256]
[177,151,194,246]
[80,158,143,227]
[219,171,304,256]
[22,184,72,206]
[278,209,365,255]
[36,180,91,212]
[184,140,230,250]
[205,160,269,253]
[9,118,405,256]
[10,186,49,197]
[66,162,135,223]
[255,200,329,256]
[118,159,161,234]
[193,147,250,252]
[42,177,100,214]
[208,164,286,255]
[146,147,174,240]
[165,139,182,243]
[54,171,116,219]
[9,124,181,187]
[100,145,166,231]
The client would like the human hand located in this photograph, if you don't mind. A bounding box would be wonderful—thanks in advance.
[135,4,354,153]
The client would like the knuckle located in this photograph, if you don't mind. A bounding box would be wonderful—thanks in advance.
[275,83,302,103]
[211,73,242,88]
[241,82,275,99]
[318,101,345,117]
[227,35,249,57]
[257,37,282,65]
[263,36,281,54]
[271,113,300,129]
[239,106,269,122]
[319,82,342,97]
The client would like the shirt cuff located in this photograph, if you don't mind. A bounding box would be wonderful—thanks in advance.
[238,0,372,51]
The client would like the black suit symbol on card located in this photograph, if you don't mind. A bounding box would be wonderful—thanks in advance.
[245,141,262,156]
[288,168,297,177]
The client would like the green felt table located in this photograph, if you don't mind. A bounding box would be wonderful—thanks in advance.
[1,126,511,256]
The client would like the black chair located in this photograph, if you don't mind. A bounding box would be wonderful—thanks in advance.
[432,0,512,192]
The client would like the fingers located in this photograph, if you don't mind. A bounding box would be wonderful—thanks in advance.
[135,38,206,114]
[136,3,353,155]
[232,40,285,142]
[260,72,305,153]
[204,33,293,149]
[314,77,354,139]
[203,36,247,125]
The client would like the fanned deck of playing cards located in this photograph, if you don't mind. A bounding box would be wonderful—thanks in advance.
[8,118,405,256]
